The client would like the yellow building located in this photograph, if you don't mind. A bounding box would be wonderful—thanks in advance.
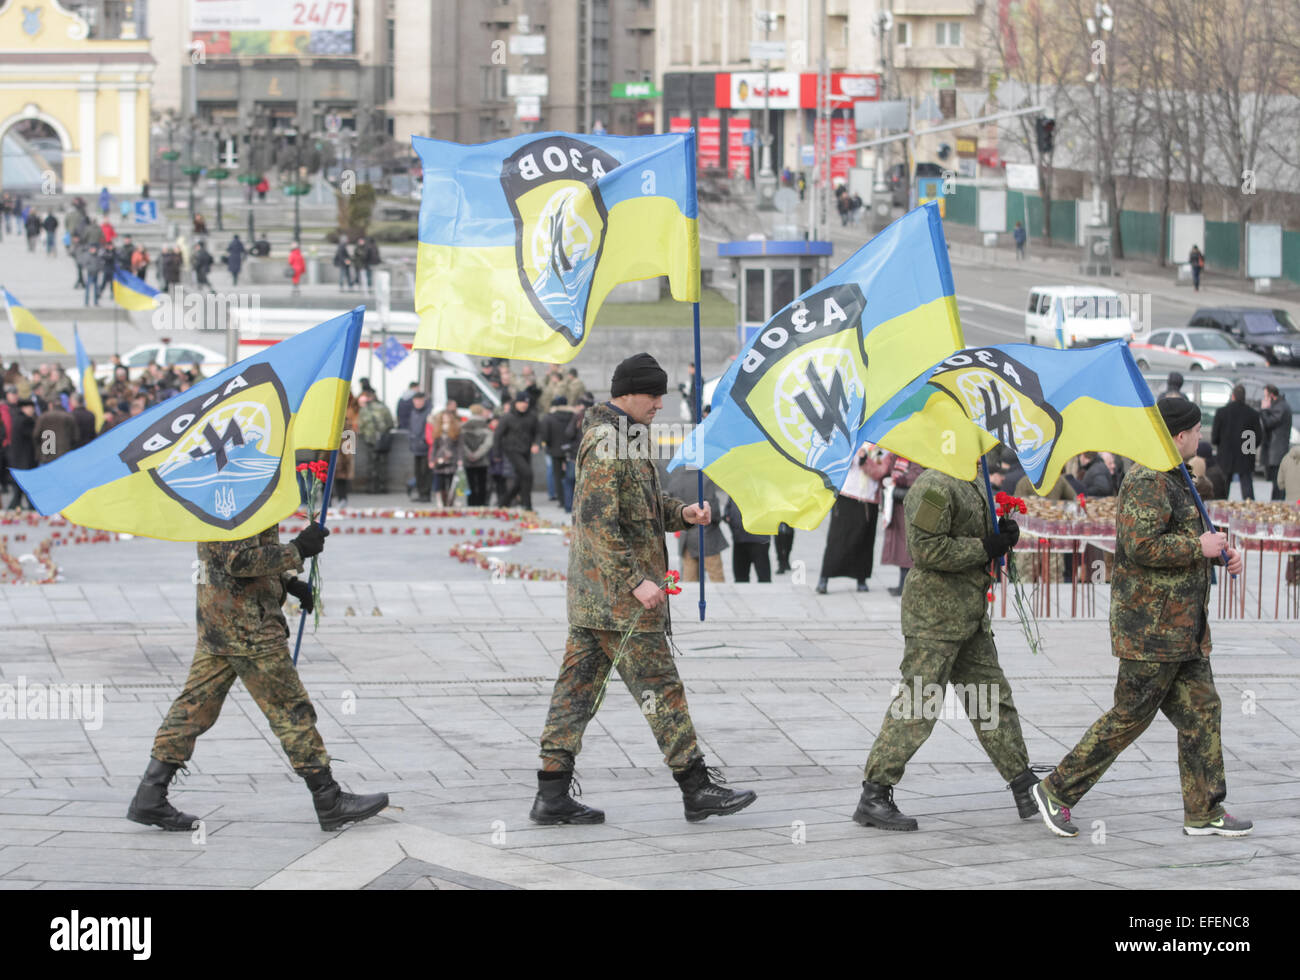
[0,0,153,194]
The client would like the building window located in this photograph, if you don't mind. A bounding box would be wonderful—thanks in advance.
[935,22,963,47]
[896,22,911,47]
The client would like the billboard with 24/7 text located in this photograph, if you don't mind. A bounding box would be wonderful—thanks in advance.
[190,0,355,57]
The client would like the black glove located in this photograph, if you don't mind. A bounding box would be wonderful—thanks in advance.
[999,517,1020,549]
[285,577,314,613]
[291,523,329,560]
[983,532,1011,561]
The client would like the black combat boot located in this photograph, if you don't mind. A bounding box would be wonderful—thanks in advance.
[674,760,757,822]
[302,767,390,831]
[1009,769,1039,819]
[127,758,199,831]
[529,770,604,824]
[853,780,918,831]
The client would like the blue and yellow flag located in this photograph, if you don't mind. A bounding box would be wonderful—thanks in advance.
[3,288,68,353]
[112,268,161,311]
[12,308,364,541]
[412,130,700,363]
[74,327,104,434]
[859,341,1181,492]
[668,203,965,532]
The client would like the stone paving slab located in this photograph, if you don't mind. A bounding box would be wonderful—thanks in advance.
[3,504,1299,890]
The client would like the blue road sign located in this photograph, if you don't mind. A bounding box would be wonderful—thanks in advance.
[132,200,159,224]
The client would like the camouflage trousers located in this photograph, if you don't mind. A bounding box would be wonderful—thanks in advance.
[1046,658,1226,823]
[539,626,703,774]
[152,644,330,772]
[864,630,1030,786]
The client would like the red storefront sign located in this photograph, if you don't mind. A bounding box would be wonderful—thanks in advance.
[816,118,857,185]
[799,72,882,106]
[727,117,751,180]
[713,72,882,108]
[670,116,723,170]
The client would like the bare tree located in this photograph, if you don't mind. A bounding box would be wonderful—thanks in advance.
[1202,0,1298,275]
[987,0,1073,242]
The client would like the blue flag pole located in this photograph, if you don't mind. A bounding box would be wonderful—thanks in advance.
[693,299,706,622]
[979,455,1005,574]
[685,128,706,622]
[292,451,339,666]
[1180,462,1233,580]
[292,307,365,664]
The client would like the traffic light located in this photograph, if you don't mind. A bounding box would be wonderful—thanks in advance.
[1035,117,1056,155]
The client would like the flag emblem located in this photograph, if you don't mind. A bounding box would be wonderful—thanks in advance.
[118,364,289,530]
[729,283,869,491]
[502,136,619,345]
[923,348,1063,477]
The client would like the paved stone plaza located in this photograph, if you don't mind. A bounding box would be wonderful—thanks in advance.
[1,502,1296,890]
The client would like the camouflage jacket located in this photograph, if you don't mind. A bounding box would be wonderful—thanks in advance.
[195,529,305,656]
[900,470,995,640]
[357,400,395,448]
[568,402,689,633]
[1111,464,1211,661]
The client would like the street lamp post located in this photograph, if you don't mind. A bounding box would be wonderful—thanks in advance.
[755,10,780,210]
[294,135,303,244]
[186,122,197,217]
[1085,3,1114,228]
[160,113,179,210]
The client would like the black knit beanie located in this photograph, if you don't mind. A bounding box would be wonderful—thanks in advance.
[1157,396,1201,436]
[610,353,668,397]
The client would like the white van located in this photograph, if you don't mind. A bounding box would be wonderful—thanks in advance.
[227,307,501,419]
[1024,285,1135,348]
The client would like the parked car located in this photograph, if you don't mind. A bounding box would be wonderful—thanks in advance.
[1025,285,1135,348]
[1188,307,1300,367]
[95,341,227,381]
[1130,327,1267,372]
[1141,368,1300,470]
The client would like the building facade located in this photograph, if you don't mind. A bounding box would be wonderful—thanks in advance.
[390,0,658,147]
[655,0,882,184]
[655,0,1002,185]
[0,0,153,194]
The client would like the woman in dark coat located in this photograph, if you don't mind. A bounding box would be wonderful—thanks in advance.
[880,454,924,596]
[815,448,886,594]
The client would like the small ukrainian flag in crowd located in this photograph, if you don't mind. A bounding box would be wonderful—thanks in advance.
[112,268,162,311]
[412,129,700,363]
[74,327,105,434]
[3,287,67,353]
[12,308,364,542]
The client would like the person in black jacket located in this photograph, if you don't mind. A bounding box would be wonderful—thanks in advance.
[1260,385,1293,500]
[193,241,215,290]
[496,395,539,509]
[70,393,98,447]
[6,399,37,509]
[724,497,771,582]
[538,396,573,511]
[1079,451,1120,497]
[333,235,355,292]
[1211,385,1264,500]
[407,391,432,502]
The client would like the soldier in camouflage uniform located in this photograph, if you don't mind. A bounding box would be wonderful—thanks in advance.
[855,466,1039,831]
[1033,398,1253,838]
[127,523,391,832]
[531,353,757,824]
[357,390,395,493]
